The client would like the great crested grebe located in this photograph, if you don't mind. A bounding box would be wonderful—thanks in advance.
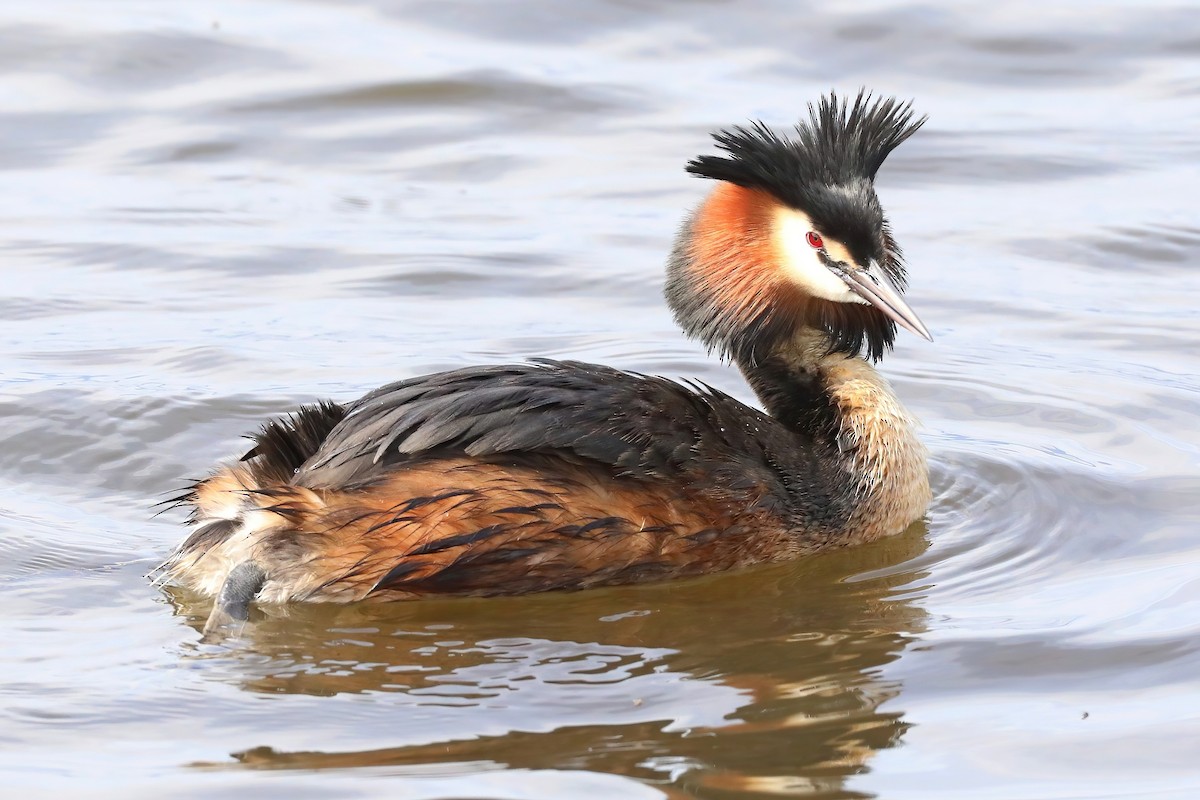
[160,91,932,630]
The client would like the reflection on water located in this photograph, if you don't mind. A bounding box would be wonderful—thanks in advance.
[170,528,927,797]
[3,0,1200,797]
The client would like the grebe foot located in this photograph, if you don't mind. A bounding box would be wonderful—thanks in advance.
[201,561,266,636]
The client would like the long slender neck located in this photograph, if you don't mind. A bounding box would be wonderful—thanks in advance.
[734,330,843,438]
[736,329,931,542]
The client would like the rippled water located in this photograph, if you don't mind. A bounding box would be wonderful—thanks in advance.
[3,1,1199,797]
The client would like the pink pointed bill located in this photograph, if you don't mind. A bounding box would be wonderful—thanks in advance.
[842,261,932,341]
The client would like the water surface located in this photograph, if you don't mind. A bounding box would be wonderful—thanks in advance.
[2,1,1199,798]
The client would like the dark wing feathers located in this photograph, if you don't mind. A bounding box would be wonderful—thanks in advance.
[293,360,792,494]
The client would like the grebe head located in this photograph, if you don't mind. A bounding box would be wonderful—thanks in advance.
[665,91,931,364]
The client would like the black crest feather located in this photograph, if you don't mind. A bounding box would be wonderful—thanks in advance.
[685,90,926,200]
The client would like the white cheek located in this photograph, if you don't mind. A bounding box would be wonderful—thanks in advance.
[772,207,867,304]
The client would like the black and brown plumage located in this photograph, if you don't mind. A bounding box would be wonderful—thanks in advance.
[158,91,933,631]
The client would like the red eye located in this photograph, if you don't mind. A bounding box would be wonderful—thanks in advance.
[806,231,824,249]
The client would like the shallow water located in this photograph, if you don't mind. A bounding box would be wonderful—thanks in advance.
[3,1,1200,797]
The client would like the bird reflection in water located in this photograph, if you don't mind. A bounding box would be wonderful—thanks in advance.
[169,523,928,797]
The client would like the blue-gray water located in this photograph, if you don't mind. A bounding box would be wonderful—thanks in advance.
[2,2,1199,798]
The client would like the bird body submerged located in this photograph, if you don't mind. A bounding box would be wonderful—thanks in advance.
[160,92,933,628]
